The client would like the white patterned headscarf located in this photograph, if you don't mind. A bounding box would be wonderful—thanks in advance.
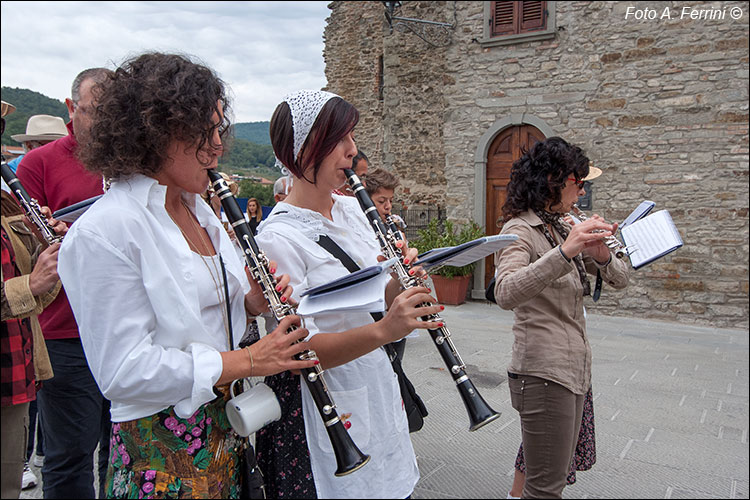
[283,89,339,164]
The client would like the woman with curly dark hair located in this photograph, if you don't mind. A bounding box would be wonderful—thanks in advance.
[492,137,630,498]
[57,52,316,498]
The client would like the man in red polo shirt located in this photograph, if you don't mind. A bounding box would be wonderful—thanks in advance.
[16,68,112,499]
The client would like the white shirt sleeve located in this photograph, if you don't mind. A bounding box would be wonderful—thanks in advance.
[59,226,223,420]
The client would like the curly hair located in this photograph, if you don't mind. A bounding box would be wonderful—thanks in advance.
[78,52,231,180]
[270,97,359,184]
[501,136,590,222]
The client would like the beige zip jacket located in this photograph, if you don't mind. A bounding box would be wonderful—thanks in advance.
[494,210,629,394]
[1,192,58,382]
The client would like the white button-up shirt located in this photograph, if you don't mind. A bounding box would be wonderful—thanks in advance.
[58,174,250,422]
[256,195,419,499]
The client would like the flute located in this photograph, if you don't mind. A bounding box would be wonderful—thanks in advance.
[569,204,627,259]
[207,169,370,477]
[1,160,63,245]
[344,168,500,431]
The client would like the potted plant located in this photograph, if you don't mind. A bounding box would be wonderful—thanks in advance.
[412,218,485,305]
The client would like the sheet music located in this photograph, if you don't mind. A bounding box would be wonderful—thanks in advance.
[621,210,682,269]
[53,195,103,223]
[419,234,518,269]
[296,259,396,316]
[621,200,655,228]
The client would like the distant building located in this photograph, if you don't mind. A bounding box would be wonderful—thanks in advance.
[323,1,749,328]
[1,144,24,160]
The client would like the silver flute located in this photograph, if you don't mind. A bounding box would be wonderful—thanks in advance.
[569,204,627,259]
[345,168,500,431]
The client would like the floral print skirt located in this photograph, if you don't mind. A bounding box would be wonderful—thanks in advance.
[104,394,244,499]
[515,387,596,485]
[255,370,316,498]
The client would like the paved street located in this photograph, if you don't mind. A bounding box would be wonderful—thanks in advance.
[22,300,749,499]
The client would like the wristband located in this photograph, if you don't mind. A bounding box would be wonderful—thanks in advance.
[559,246,571,262]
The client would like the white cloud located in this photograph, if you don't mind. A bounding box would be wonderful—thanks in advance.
[0,0,330,122]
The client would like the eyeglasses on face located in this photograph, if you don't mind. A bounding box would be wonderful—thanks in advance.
[567,177,585,189]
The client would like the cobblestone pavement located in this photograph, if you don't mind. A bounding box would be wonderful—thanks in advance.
[21,300,749,499]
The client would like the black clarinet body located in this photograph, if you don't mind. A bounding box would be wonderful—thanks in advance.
[207,169,370,476]
[344,168,500,431]
[1,160,63,245]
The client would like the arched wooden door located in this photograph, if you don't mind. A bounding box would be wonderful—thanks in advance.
[484,124,546,287]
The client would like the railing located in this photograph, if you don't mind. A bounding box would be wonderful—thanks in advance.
[392,205,446,242]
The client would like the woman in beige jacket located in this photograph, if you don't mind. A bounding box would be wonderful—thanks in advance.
[493,137,630,499]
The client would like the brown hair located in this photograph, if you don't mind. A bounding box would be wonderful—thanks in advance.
[364,168,399,196]
[246,197,262,223]
[78,52,231,180]
[270,97,359,184]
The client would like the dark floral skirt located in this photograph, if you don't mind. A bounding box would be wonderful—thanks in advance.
[104,394,244,499]
[515,387,596,485]
[255,370,316,498]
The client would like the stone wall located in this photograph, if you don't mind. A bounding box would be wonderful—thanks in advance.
[324,1,749,329]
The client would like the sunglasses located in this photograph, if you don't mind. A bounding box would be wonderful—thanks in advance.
[567,177,585,189]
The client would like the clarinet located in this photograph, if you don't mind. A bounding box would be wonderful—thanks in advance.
[1,160,63,245]
[344,168,500,431]
[207,170,370,477]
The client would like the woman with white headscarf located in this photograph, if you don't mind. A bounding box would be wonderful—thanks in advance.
[254,90,441,499]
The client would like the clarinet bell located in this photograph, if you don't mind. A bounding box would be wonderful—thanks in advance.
[460,380,501,431]
[329,423,371,476]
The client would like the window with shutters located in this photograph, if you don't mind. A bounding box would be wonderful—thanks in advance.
[481,1,556,48]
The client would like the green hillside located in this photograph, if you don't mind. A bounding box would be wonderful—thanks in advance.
[233,121,270,145]
[1,86,280,180]
[1,87,69,145]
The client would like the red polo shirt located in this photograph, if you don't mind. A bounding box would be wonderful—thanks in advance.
[16,121,104,340]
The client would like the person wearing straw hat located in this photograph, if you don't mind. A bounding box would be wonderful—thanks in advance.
[492,137,629,499]
[7,115,68,173]
[7,114,67,175]
[1,100,66,498]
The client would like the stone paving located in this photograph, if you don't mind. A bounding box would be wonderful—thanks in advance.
[21,300,749,499]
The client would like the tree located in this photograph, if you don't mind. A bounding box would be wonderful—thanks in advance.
[238,181,274,207]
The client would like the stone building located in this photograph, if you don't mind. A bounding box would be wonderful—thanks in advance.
[322,1,749,329]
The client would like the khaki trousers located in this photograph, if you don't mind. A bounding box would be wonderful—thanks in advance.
[509,375,584,499]
[1,402,30,499]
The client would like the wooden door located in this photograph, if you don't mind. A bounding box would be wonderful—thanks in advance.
[484,124,546,287]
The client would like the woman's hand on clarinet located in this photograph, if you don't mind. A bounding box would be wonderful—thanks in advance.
[218,315,314,384]
[248,315,316,376]
[379,286,443,342]
[244,259,294,315]
[561,215,615,262]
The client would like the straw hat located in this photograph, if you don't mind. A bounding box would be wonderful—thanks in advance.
[1,100,16,117]
[583,164,602,181]
[11,114,68,143]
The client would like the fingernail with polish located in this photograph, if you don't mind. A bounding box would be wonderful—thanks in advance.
[281,296,287,302]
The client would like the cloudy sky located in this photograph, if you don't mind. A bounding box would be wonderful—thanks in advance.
[1,1,331,123]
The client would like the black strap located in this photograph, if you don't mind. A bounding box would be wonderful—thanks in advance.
[316,235,386,320]
[593,269,602,302]
[219,257,234,348]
